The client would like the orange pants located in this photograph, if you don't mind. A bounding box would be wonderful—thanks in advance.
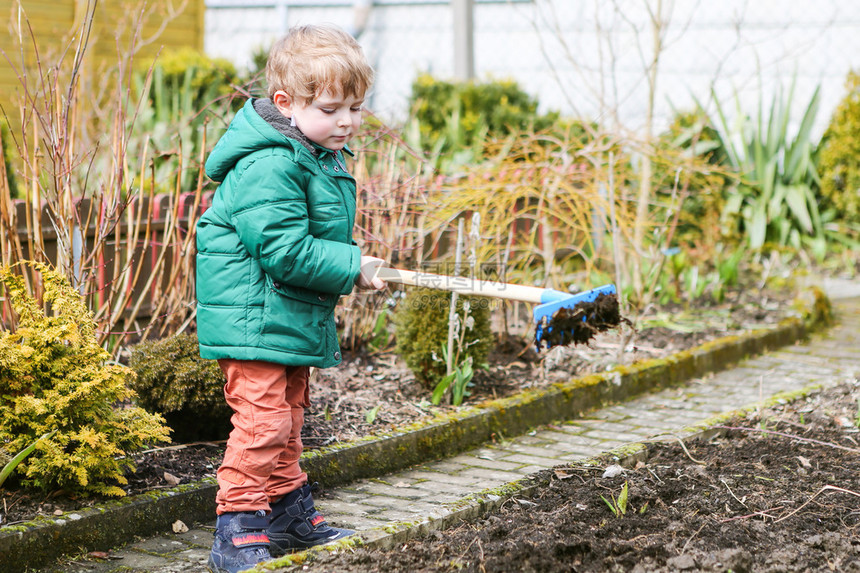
[215,359,309,515]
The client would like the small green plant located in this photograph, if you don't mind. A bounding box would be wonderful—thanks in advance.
[0,262,170,496]
[601,481,629,517]
[365,405,381,425]
[128,332,231,443]
[854,398,860,429]
[367,310,394,353]
[0,431,55,490]
[431,349,475,407]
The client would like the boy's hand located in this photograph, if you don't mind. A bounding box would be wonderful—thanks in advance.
[357,256,386,290]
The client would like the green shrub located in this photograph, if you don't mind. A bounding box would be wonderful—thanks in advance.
[0,263,170,496]
[130,48,242,195]
[128,333,232,443]
[394,288,493,390]
[138,47,242,115]
[653,108,730,245]
[818,71,860,224]
[408,74,560,154]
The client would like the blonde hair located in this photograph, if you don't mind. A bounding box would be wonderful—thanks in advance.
[265,24,374,102]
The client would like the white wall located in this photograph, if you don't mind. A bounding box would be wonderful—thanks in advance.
[205,0,860,136]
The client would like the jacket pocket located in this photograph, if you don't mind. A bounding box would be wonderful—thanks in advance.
[260,276,334,355]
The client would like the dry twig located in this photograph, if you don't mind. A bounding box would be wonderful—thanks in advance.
[774,485,860,524]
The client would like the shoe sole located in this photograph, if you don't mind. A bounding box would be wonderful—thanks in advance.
[207,554,272,573]
[269,528,354,556]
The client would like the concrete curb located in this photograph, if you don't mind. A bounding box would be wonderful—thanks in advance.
[0,311,819,571]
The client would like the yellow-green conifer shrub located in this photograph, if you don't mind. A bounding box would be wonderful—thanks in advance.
[818,71,860,224]
[394,288,493,389]
[0,263,170,496]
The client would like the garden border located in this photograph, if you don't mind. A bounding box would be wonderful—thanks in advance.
[0,309,822,571]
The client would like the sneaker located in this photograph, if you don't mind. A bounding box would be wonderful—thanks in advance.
[267,483,354,555]
[207,510,272,573]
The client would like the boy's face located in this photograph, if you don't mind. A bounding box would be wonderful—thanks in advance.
[273,87,364,151]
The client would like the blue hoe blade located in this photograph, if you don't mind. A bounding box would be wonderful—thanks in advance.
[534,284,617,349]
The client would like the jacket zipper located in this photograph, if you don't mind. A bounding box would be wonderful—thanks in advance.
[333,152,348,173]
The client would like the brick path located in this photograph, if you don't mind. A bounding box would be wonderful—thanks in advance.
[41,292,860,573]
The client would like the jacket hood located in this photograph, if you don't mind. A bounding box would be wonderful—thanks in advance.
[205,99,296,183]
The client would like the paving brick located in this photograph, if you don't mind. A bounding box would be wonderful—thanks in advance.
[332,514,392,530]
[315,499,376,516]
[446,454,524,472]
[619,416,675,430]
[577,428,642,443]
[513,434,557,446]
[538,428,603,444]
[418,460,470,473]
[390,500,452,515]
[420,492,470,504]
[120,552,175,568]
[398,470,485,486]
[496,453,561,467]
[372,508,451,522]
[508,465,546,476]
[131,536,189,556]
[326,489,382,503]
[556,449,604,462]
[353,481,432,499]
[410,479,475,495]
[497,443,571,458]
[460,467,535,482]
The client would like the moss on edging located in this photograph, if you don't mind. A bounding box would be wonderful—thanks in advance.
[0,478,217,572]
[0,293,826,571]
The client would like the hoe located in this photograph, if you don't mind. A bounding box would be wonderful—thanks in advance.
[373,265,620,350]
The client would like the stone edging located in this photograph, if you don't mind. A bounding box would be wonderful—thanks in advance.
[0,311,818,570]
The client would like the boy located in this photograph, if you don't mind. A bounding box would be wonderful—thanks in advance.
[195,24,384,573]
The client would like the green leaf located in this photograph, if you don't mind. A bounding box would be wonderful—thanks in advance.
[784,185,814,232]
[365,405,381,425]
[785,85,820,177]
[0,431,56,489]
[617,481,629,515]
[749,203,768,248]
[600,494,619,517]
[432,373,456,405]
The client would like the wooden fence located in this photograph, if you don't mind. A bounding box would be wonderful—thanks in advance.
[6,190,210,338]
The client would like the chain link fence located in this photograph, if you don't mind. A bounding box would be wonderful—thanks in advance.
[205,0,860,134]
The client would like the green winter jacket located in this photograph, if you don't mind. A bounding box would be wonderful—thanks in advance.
[196,98,361,367]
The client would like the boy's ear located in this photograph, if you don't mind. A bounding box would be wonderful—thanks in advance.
[272,90,294,117]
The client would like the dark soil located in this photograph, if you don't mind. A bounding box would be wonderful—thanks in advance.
[0,287,799,530]
[539,291,625,348]
[290,382,860,573]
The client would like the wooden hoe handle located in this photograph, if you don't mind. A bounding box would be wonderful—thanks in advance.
[374,266,548,304]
